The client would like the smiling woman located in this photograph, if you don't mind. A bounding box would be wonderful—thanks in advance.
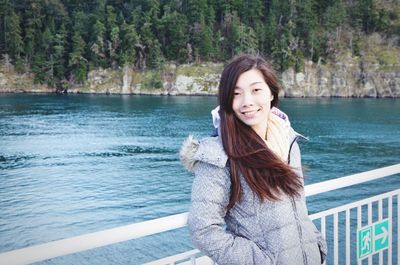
[180,54,327,265]
[232,69,274,139]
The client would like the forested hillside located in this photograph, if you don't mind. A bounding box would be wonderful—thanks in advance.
[0,0,399,89]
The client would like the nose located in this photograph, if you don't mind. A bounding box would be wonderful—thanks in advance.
[241,91,254,108]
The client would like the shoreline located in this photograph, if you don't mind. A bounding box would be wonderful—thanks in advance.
[1,91,398,99]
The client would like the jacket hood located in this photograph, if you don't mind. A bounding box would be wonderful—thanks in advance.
[180,135,227,172]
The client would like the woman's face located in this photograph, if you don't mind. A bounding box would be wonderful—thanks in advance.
[232,69,274,139]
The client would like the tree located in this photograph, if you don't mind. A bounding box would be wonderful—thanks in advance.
[119,20,140,66]
[23,0,45,61]
[31,22,56,85]
[240,0,263,28]
[294,0,318,58]
[68,31,87,83]
[350,0,389,33]
[4,10,24,60]
[140,21,163,69]
[138,0,164,69]
[105,5,120,68]
[232,18,258,55]
[323,1,346,32]
[90,19,107,67]
[264,12,278,55]
[185,0,215,61]
[158,6,189,62]
[52,23,67,84]
[323,1,346,59]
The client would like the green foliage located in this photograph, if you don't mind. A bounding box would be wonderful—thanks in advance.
[323,1,346,31]
[158,7,189,62]
[31,53,47,84]
[0,0,398,87]
[4,10,24,59]
[52,24,67,82]
[90,19,107,67]
[69,31,87,83]
[119,21,140,65]
[232,19,259,55]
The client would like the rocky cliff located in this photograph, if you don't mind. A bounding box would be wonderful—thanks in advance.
[282,59,400,98]
[1,59,399,97]
[0,66,54,93]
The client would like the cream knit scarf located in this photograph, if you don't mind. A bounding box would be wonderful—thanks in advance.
[264,107,291,163]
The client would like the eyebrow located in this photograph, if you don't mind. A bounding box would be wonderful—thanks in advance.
[235,81,264,89]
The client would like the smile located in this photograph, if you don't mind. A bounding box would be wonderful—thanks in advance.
[241,109,260,116]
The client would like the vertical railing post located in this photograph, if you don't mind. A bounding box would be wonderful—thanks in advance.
[190,255,196,265]
[321,216,326,265]
[334,213,339,265]
[346,209,350,265]
[378,199,383,265]
[357,206,362,265]
[368,202,372,265]
[397,194,399,265]
[388,196,393,265]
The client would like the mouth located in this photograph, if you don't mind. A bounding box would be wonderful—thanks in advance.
[241,109,260,117]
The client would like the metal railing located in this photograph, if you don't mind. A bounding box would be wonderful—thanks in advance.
[0,164,399,265]
[145,188,400,265]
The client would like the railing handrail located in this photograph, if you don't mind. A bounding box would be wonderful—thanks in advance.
[304,163,400,196]
[1,163,399,265]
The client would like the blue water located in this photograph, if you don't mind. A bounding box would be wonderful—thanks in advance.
[0,94,399,264]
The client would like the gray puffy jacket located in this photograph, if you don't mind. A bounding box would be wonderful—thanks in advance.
[180,131,327,265]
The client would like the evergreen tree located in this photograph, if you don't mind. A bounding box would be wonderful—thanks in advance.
[185,0,215,61]
[4,10,24,60]
[240,0,263,28]
[119,20,140,66]
[264,12,278,55]
[23,0,45,61]
[351,0,375,33]
[323,1,346,32]
[158,6,189,62]
[294,0,317,59]
[323,1,346,59]
[232,17,258,55]
[68,31,87,83]
[90,19,107,67]
[105,5,120,68]
[139,0,164,68]
[52,23,67,84]
[140,21,163,69]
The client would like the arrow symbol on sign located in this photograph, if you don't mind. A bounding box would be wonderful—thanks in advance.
[375,226,388,245]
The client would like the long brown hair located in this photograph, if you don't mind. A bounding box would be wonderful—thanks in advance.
[218,54,302,210]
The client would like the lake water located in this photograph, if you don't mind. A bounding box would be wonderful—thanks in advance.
[0,94,399,264]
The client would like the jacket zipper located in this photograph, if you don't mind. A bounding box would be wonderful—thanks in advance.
[291,198,308,264]
[288,136,308,264]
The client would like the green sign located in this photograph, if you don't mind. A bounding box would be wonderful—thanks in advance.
[357,219,390,260]
[358,226,373,258]
[374,219,389,251]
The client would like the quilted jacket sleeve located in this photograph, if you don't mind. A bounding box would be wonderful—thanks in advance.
[291,141,327,263]
[187,161,275,265]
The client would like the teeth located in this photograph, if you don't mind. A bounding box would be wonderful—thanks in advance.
[243,110,257,116]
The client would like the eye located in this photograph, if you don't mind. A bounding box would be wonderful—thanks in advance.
[253,88,262,93]
[234,91,241,96]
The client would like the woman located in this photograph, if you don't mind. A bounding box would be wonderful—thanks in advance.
[180,54,327,265]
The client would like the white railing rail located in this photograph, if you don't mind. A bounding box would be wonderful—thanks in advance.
[0,164,399,265]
